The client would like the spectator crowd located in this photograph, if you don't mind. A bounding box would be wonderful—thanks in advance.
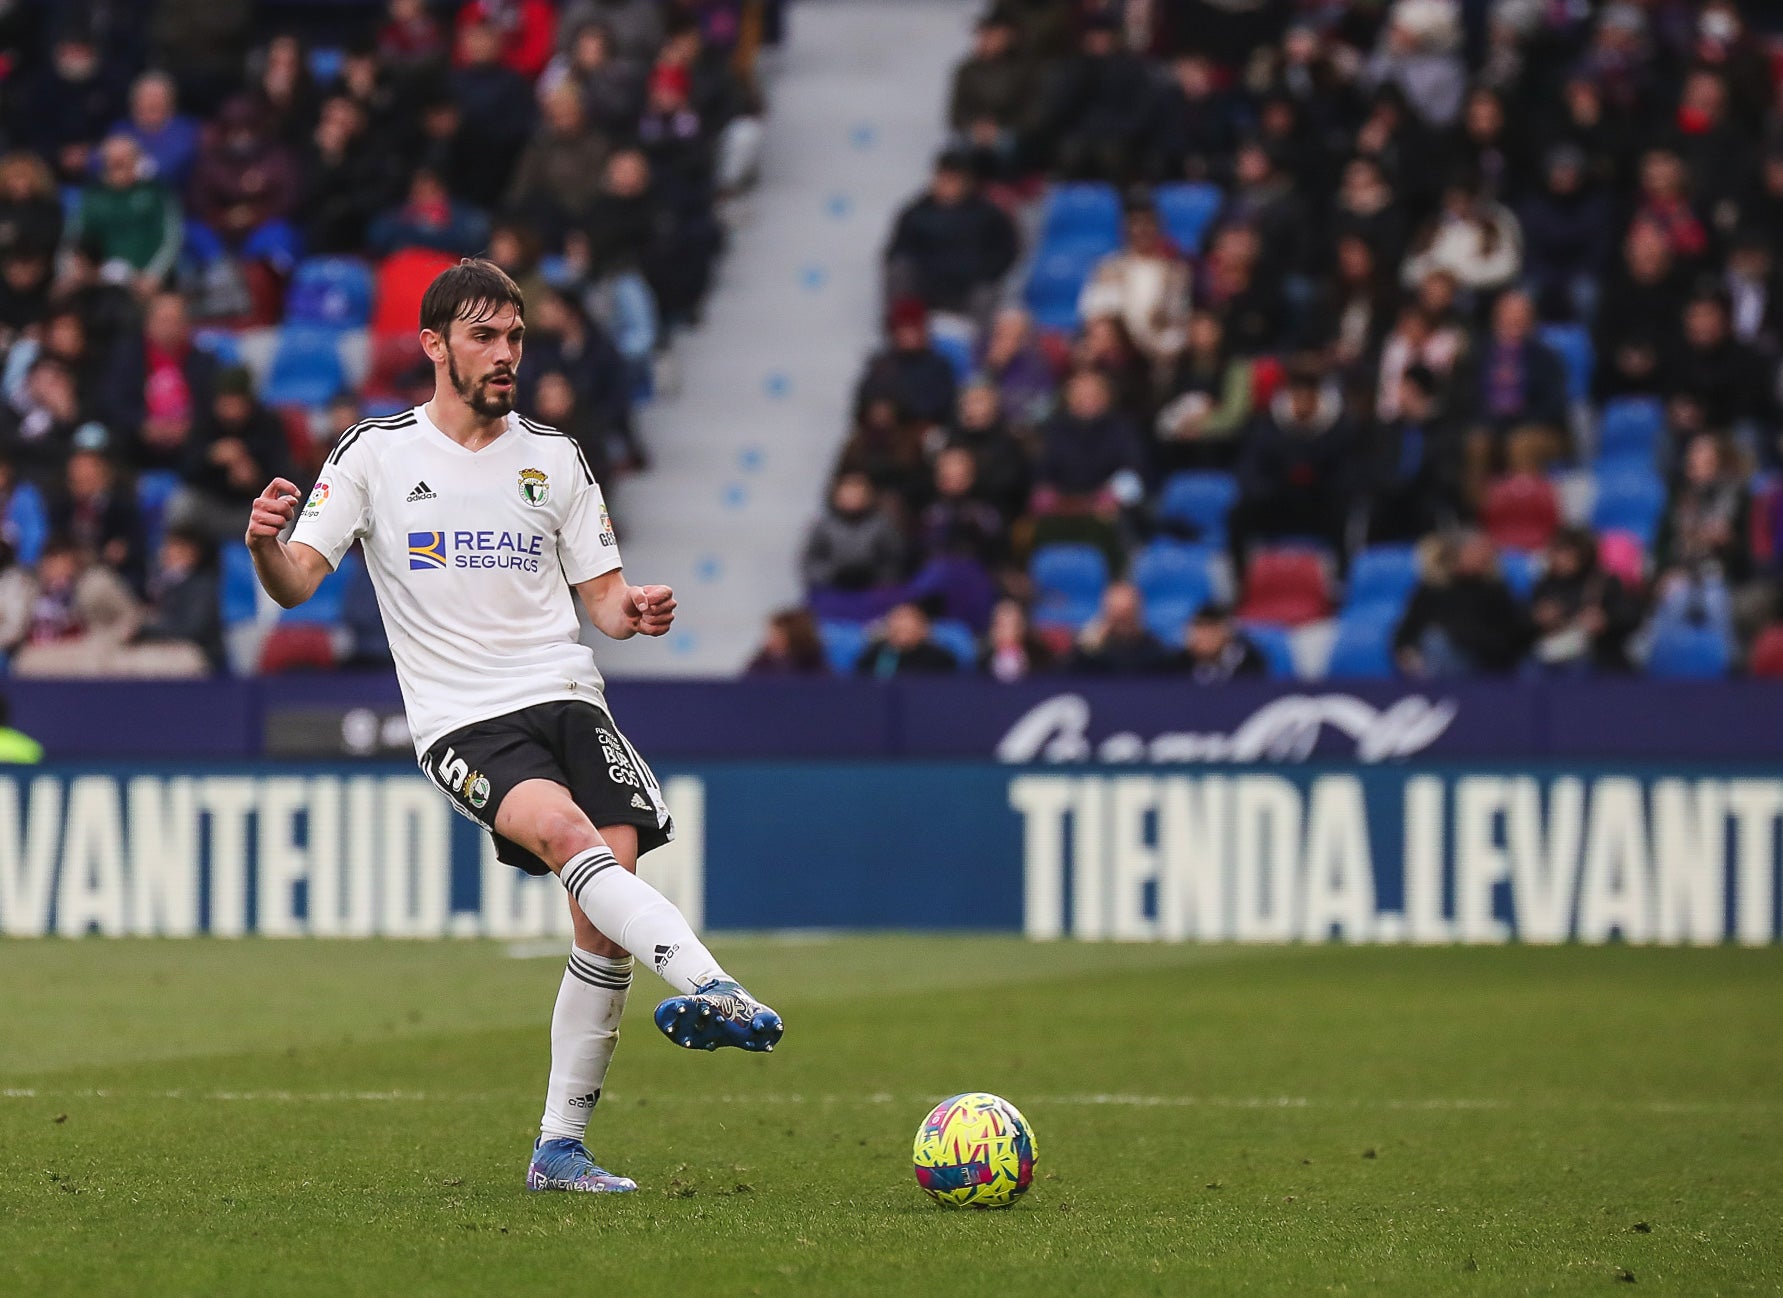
[776,0,1783,683]
[0,0,775,676]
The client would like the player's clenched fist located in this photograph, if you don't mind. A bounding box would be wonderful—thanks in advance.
[627,585,677,636]
[247,478,301,545]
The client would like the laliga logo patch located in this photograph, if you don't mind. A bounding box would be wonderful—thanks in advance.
[303,481,330,518]
[518,467,550,507]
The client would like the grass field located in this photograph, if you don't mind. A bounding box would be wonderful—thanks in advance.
[1,937,1780,1297]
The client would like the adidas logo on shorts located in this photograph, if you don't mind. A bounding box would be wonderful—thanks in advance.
[406,480,436,502]
[631,793,650,811]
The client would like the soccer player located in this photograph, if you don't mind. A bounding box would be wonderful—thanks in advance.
[245,259,782,1194]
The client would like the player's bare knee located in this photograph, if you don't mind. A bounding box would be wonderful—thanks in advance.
[539,810,601,871]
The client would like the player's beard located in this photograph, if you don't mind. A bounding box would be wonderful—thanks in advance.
[446,347,517,418]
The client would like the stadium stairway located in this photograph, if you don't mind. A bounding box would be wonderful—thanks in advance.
[595,0,976,678]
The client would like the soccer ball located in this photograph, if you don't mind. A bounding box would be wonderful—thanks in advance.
[911,1092,1037,1208]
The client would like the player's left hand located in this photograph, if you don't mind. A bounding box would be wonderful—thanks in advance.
[627,585,677,636]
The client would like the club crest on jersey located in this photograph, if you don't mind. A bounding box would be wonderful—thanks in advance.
[518,467,550,507]
[304,481,330,518]
[466,772,490,809]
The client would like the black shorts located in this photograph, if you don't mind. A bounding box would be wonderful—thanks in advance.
[420,699,674,875]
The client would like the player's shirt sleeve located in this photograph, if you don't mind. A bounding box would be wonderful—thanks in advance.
[289,438,373,570]
[558,471,624,584]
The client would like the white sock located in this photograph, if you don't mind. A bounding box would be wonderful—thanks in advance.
[559,846,727,994]
[539,947,631,1143]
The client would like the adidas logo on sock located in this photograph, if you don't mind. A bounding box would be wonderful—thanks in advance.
[406,481,436,502]
[567,1090,600,1109]
[653,943,680,972]
[630,793,650,811]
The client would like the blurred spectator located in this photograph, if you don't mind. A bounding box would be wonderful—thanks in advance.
[853,300,958,430]
[1155,309,1252,475]
[1594,219,1685,401]
[917,447,1004,574]
[301,96,388,256]
[1518,145,1610,322]
[1529,527,1638,675]
[1224,139,1310,278]
[1723,233,1781,355]
[52,442,145,592]
[1365,0,1466,129]
[1632,147,1709,267]
[114,72,201,194]
[524,288,636,465]
[378,0,449,75]
[0,153,64,263]
[186,97,300,264]
[0,249,52,345]
[946,380,1031,524]
[559,0,665,67]
[2,359,86,489]
[532,369,612,483]
[102,291,217,474]
[948,12,1034,172]
[368,167,490,258]
[173,366,294,542]
[884,150,1018,319]
[1468,289,1566,469]
[1367,363,1457,543]
[8,538,137,675]
[854,602,957,677]
[1035,14,1153,181]
[1667,293,1771,443]
[149,0,251,116]
[1079,196,1189,371]
[1170,605,1268,683]
[1068,582,1170,676]
[541,21,644,134]
[1032,368,1146,518]
[1146,53,1242,184]
[507,84,613,250]
[1303,233,1396,382]
[976,307,1055,431]
[1073,315,1152,424]
[1235,359,1359,553]
[837,397,926,513]
[802,473,904,595]
[746,608,828,677]
[980,598,1053,682]
[69,135,182,292]
[20,29,125,180]
[656,15,762,196]
[1376,299,1468,422]
[1332,156,1407,274]
[1658,434,1751,583]
[449,21,537,202]
[1395,531,1531,677]
[635,62,709,199]
[1400,177,1522,295]
[1196,225,1282,356]
[456,0,558,81]
[0,538,30,655]
[250,33,322,152]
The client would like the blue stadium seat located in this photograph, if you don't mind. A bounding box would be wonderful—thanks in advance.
[1157,472,1239,544]
[928,620,979,670]
[1241,622,1296,680]
[1598,397,1664,465]
[1144,598,1198,646]
[1131,542,1215,612]
[1539,323,1593,405]
[192,328,244,366]
[260,325,348,408]
[1591,469,1666,549]
[1498,547,1540,600]
[1023,246,1101,333]
[930,332,975,384]
[221,543,260,626]
[1154,183,1223,255]
[1326,609,1398,680]
[818,620,868,675]
[308,46,345,85]
[280,549,358,626]
[5,481,47,566]
[1038,183,1122,251]
[1647,620,1732,679]
[1344,545,1419,618]
[286,258,374,330]
[137,470,183,556]
[1031,543,1110,629]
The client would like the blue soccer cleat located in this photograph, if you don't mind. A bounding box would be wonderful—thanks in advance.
[654,979,784,1052]
[525,1137,637,1193]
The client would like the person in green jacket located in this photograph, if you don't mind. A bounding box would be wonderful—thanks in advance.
[0,695,42,763]
[68,135,183,292]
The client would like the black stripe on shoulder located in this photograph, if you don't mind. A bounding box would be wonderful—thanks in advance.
[325,413,416,467]
[518,418,595,485]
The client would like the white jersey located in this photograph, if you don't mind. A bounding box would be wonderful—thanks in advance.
[289,405,624,755]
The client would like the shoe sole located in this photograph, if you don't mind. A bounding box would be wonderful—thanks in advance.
[526,1171,638,1193]
[654,997,785,1052]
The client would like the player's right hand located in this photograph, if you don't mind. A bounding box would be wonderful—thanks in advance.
[247,478,301,545]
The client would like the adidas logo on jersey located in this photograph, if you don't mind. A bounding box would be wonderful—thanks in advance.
[406,481,436,502]
[631,793,650,811]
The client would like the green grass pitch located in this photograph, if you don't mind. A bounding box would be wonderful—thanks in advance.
[1,937,1780,1297]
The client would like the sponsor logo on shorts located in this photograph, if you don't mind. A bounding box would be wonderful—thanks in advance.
[519,467,550,507]
[303,481,330,518]
[597,728,641,788]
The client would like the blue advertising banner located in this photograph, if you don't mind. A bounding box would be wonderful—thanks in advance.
[0,763,1776,944]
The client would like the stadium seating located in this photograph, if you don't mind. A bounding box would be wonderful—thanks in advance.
[260,325,348,408]
[1325,609,1399,679]
[1591,469,1667,549]
[1237,548,1332,627]
[1343,545,1420,619]
[136,471,183,557]
[1023,247,1101,333]
[1498,547,1539,600]
[286,258,375,331]
[1131,542,1216,613]
[1597,396,1664,470]
[4,481,47,567]
[220,543,261,626]
[1153,182,1223,255]
[1030,543,1110,630]
[1482,473,1560,553]
[1037,183,1122,252]
[928,330,975,385]
[1747,624,1783,678]
[928,619,979,669]
[1240,622,1296,679]
[258,624,338,673]
[1157,472,1239,545]
[1539,323,1593,405]
[818,620,868,675]
[1647,620,1733,679]
[371,248,460,338]
[279,550,360,626]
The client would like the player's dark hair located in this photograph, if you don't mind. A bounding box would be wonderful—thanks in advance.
[419,258,525,340]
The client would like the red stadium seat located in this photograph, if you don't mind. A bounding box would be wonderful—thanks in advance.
[1482,472,1560,553]
[1750,625,1783,679]
[371,248,459,339]
[258,625,338,674]
[1236,548,1332,627]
